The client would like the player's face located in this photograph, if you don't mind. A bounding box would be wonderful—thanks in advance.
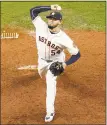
[47,18,61,28]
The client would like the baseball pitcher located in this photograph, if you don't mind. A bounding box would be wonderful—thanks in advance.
[30,4,81,122]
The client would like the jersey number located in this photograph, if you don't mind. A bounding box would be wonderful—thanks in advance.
[51,50,55,56]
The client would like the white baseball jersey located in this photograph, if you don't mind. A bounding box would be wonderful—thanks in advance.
[32,16,79,61]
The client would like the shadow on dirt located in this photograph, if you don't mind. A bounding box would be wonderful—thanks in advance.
[11,72,40,88]
[58,72,105,99]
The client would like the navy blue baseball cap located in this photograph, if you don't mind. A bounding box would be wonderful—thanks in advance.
[46,12,62,20]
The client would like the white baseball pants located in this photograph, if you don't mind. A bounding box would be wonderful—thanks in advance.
[46,70,57,113]
[38,55,65,114]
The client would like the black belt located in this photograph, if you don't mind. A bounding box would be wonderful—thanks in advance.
[41,58,53,63]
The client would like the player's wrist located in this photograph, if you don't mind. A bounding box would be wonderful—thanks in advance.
[63,62,67,69]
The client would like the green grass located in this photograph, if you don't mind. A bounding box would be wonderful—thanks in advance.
[1,1,106,31]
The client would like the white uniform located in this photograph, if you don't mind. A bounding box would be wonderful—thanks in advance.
[32,16,79,113]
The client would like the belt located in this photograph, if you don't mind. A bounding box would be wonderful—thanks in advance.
[41,58,53,63]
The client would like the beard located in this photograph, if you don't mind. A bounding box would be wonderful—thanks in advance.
[48,25,58,29]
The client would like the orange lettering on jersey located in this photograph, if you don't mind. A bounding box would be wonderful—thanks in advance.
[44,38,47,44]
[39,36,41,41]
[55,46,59,50]
[39,36,62,55]
[41,37,44,42]
[39,36,45,43]
[47,41,51,46]
[51,44,55,49]
[56,50,61,54]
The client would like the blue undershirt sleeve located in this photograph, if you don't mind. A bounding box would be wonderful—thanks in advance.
[30,6,51,20]
[65,51,81,65]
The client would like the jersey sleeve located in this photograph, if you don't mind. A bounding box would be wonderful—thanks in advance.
[32,16,47,31]
[62,35,79,55]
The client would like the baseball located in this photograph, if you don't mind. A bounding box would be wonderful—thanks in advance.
[51,4,62,11]
[57,6,62,11]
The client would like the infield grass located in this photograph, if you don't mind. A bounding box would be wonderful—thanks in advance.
[1,1,106,31]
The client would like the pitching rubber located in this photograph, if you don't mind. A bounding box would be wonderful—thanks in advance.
[17,65,38,70]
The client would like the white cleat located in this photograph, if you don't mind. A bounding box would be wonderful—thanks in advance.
[45,113,55,122]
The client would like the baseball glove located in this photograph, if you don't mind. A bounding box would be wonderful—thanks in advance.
[49,61,64,76]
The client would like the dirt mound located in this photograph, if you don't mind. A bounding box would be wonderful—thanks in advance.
[1,29,105,124]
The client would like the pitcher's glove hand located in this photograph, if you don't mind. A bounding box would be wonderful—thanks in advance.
[49,61,64,76]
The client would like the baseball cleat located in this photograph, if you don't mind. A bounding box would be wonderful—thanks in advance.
[45,113,55,122]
